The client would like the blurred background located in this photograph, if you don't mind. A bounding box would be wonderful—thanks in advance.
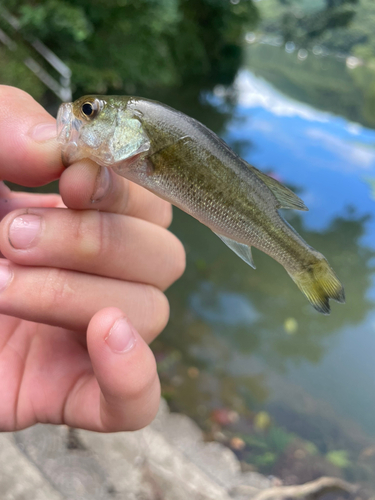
[1,0,375,493]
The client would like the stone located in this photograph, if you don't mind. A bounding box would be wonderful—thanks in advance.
[1,399,275,500]
[0,433,63,500]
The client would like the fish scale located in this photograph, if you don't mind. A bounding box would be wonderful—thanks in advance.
[145,139,299,260]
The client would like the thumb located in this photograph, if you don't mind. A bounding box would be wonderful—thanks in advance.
[87,307,161,431]
[0,86,63,186]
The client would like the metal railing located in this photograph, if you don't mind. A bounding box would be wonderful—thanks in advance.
[0,5,72,101]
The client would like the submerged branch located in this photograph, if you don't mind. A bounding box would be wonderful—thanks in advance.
[248,476,357,500]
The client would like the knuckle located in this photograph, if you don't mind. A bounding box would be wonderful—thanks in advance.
[125,354,158,402]
[72,210,107,261]
[158,231,186,289]
[40,268,74,310]
[153,288,170,334]
[159,202,173,228]
[169,236,186,283]
[100,357,160,432]
[126,400,160,431]
[141,286,170,339]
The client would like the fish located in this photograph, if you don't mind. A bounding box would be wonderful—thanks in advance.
[57,95,345,314]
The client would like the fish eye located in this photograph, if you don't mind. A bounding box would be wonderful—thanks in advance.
[81,99,100,119]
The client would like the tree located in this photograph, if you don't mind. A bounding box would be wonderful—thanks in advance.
[1,0,258,100]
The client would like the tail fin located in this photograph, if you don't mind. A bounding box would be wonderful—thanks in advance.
[288,258,345,315]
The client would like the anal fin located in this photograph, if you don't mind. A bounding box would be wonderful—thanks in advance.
[215,233,256,269]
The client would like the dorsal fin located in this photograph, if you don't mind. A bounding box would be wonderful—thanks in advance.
[251,166,308,211]
[214,232,256,269]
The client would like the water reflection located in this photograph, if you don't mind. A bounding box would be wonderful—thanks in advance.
[245,43,375,130]
[164,207,374,369]
[191,282,260,327]
[156,54,375,486]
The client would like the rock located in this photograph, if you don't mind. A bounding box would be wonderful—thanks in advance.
[3,399,276,500]
[14,425,113,500]
[0,432,63,500]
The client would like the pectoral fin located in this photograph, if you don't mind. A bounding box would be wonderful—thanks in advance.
[251,166,308,211]
[215,233,256,269]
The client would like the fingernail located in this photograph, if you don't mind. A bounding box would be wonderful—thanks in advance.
[91,166,112,203]
[29,123,57,143]
[0,261,12,292]
[9,214,42,249]
[105,317,137,353]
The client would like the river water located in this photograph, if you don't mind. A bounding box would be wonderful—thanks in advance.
[157,42,375,483]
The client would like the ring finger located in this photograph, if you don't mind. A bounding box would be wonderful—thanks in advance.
[0,260,169,342]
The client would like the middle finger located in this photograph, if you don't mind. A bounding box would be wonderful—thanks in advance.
[0,208,185,291]
[0,260,169,341]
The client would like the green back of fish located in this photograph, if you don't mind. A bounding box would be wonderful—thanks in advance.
[128,98,281,244]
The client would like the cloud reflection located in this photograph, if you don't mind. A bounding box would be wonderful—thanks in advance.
[235,71,329,123]
[190,282,260,327]
[305,128,375,169]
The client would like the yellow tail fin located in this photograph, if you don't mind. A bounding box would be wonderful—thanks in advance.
[289,258,345,315]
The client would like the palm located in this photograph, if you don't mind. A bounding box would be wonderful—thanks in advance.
[0,316,94,430]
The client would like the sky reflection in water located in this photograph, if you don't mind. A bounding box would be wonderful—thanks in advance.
[227,71,375,249]
[167,67,375,438]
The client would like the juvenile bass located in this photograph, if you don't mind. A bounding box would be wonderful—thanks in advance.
[57,96,345,314]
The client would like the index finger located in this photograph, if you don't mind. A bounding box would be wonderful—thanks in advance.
[59,160,173,228]
[0,86,63,186]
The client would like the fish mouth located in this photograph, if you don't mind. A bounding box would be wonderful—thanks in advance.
[56,102,83,167]
[57,103,73,144]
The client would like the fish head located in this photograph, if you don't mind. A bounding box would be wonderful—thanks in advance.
[57,95,150,167]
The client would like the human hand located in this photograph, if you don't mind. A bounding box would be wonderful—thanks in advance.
[0,86,185,432]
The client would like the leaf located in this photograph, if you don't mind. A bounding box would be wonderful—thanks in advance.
[326,450,351,468]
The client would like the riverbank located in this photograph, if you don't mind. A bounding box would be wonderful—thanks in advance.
[1,399,362,500]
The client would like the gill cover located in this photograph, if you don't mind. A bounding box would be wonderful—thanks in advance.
[57,96,150,167]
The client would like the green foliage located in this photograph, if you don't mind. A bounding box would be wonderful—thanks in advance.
[18,1,92,42]
[0,46,45,99]
[245,43,375,129]
[266,426,295,453]
[227,423,327,475]
[304,441,319,456]
[242,434,268,449]
[240,425,297,472]
[241,425,296,454]
[258,0,375,59]
[253,451,277,467]
[281,0,357,46]
[1,0,258,98]
[326,449,351,468]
